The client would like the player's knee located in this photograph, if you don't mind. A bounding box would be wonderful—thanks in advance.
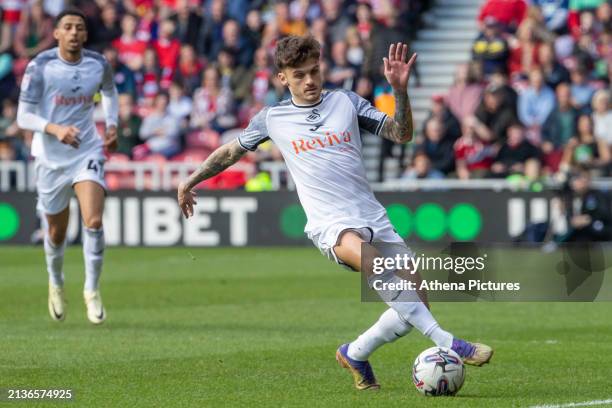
[84,216,103,230]
[48,227,66,246]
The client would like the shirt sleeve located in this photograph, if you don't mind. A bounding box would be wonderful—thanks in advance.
[19,59,45,104]
[16,100,48,133]
[101,61,119,126]
[342,90,387,136]
[237,107,270,151]
[101,57,115,93]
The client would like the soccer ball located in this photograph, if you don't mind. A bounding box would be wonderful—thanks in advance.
[412,347,465,396]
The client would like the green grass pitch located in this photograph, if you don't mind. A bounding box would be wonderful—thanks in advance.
[1,246,612,407]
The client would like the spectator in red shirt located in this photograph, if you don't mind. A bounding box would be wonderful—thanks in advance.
[136,48,161,106]
[241,47,272,106]
[154,19,181,70]
[112,13,147,72]
[135,5,156,43]
[153,19,181,88]
[355,3,374,42]
[175,44,203,95]
[454,116,497,179]
[478,0,528,32]
[508,19,542,77]
[0,0,27,53]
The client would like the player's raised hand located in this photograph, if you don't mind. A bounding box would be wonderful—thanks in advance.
[178,181,198,218]
[104,125,118,152]
[50,124,81,149]
[383,42,417,92]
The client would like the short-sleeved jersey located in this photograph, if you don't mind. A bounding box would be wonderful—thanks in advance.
[238,89,389,236]
[19,47,115,169]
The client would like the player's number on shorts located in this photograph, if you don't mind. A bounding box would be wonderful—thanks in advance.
[87,160,104,177]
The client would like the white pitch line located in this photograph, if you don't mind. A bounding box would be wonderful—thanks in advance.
[530,399,612,408]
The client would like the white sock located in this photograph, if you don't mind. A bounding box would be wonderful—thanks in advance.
[83,227,104,291]
[44,235,65,287]
[425,323,454,348]
[347,308,413,361]
[368,270,453,348]
[388,301,453,347]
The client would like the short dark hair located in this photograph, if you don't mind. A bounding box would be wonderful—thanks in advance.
[274,36,321,70]
[55,8,87,28]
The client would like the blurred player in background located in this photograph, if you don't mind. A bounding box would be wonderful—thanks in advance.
[16,9,118,324]
[178,36,492,390]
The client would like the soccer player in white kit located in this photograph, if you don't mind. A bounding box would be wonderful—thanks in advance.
[16,9,118,325]
[177,36,492,389]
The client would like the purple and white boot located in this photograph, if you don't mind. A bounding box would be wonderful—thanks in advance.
[451,338,493,366]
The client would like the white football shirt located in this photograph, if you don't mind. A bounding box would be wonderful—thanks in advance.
[19,47,116,169]
[238,89,389,237]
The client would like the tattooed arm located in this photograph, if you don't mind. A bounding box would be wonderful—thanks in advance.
[379,42,417,144]
[178,139,247,218]
[380,89,413,143]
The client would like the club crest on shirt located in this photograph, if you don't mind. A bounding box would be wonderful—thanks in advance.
[72,71,81,82]
[305,108,320,122]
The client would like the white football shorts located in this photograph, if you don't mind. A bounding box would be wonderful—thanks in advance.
[309,211,413,271]
[35,154,107,215]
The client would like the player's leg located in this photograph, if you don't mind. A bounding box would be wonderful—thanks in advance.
[333,231,413,390]
[333,231,413,363]
[74,180,106,324]
[334,231,416,357]
[45,207,69,287]
[335,232,492,366]
[37,163,72,322]
[45,207,70,321]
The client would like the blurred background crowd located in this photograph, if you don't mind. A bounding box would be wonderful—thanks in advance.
[412,0,612,191]
[0,0,611,191]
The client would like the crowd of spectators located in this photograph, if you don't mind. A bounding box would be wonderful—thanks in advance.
[404,0,612,189]
[0,0,429,189]
[2,0,611,190]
